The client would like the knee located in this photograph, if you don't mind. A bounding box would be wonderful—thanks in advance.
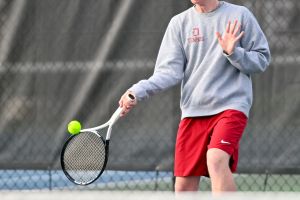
[207,148,230,173]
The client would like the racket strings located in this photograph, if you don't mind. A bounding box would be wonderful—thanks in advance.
[63,131,106,184]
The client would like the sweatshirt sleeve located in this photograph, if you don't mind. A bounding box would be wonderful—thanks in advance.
[129,17,186,101]
[225,8,271,75]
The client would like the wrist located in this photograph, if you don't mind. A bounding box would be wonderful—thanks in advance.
[223,50,233,56]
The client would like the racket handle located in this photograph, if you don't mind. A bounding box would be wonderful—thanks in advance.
[128,93,135,100]
[109,107,123,125]
[106,107,122,140]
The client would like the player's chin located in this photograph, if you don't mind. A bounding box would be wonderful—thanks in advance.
[190,0,199,4]
[190,0,206,4]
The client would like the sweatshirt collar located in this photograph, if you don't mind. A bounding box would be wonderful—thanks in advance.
[192,1,225,17]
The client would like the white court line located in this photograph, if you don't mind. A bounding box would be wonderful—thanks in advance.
[1,191,300,200]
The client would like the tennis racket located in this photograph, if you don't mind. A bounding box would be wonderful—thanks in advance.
[61,94,135,185]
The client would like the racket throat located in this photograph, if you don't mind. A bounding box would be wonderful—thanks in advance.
[106,126,113,140]
[105,140,110,152]
[99,140,110,176]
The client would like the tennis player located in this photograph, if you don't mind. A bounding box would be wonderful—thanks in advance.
[119,0,271,193]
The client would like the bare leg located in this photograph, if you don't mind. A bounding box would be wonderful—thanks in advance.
[175,176,200,192]
[207,148,237,193]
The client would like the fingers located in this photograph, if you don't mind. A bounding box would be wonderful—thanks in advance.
[226,20,231,33]
[218,20,244,54]
[120,101,130,117]
[235,31,245,41]
[120,106,134,117]
[230,20,238,34]
[224,20,244,43]
[120,105,132,117]
[233,23,242,36]
[226,19,242,36]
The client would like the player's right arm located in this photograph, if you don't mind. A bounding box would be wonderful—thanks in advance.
[119,17,186,116]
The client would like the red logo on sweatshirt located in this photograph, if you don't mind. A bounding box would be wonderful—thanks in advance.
[188,27,204,44]
[193,28,200,36]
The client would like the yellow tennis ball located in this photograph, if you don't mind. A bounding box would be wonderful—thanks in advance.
[67,120,81,135]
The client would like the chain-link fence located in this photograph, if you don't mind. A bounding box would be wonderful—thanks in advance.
[0,0,300,191]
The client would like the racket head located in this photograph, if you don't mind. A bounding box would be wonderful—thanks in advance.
[60,131,108,185]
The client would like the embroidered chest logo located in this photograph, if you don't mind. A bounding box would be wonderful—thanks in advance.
[188,27,204,44]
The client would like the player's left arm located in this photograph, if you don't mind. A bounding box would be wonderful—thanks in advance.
[216,10,271,75]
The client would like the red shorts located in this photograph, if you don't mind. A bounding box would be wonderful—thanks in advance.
[174,109,248,177]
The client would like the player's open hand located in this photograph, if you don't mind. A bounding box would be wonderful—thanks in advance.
[216,20,244,55]
[119,91,137,117]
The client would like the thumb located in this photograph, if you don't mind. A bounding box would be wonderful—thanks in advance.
[216,32,222,43]
[119,99,123,107]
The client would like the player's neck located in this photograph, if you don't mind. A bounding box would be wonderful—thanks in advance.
[194,0,220,13]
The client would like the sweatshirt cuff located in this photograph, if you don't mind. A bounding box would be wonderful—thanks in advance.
[128,85,146,101]
[224,47,244,63]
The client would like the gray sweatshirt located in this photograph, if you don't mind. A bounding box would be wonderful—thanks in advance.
[129,1,271,118]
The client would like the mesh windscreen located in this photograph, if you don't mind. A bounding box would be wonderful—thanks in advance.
[62,131,106,185]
